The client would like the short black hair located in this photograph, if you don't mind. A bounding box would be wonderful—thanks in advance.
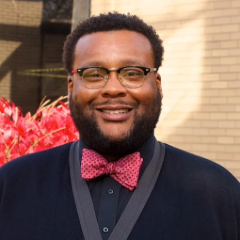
[63,12,164,74]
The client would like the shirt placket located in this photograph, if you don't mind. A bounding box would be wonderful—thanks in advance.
[97,176,121,240]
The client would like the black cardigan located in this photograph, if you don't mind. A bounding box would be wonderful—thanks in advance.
[0,142,240,240]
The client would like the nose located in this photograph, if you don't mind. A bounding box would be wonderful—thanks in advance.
[100,71,127,98]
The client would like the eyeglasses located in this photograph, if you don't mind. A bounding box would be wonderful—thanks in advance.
[71,66,157,89]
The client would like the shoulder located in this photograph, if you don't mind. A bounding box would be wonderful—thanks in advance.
[0,142,73,180]
[163,142,230,172]
[161,142,240,191]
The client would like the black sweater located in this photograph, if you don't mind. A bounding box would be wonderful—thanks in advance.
[0,142,240,240]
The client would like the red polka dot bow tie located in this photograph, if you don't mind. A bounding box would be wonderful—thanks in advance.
[81,148,143,191]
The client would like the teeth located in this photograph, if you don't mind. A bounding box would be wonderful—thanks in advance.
[102,109,129,114]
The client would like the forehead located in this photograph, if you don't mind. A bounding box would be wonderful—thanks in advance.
[73,30,154,67]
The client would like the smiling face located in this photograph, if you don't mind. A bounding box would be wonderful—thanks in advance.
[68,30,163,161]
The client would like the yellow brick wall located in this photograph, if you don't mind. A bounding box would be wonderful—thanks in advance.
[91,0,240,180]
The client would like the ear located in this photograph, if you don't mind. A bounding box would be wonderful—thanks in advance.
[156,73,163,99]
[68,75,73,95]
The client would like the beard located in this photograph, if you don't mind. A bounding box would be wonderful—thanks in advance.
[69,92,161,158]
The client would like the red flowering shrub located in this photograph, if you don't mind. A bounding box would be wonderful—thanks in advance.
[0,96,79,166]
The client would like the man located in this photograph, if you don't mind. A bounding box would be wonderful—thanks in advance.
[0,12,240,240]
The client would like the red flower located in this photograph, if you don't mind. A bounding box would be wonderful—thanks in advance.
[0,96,79,165]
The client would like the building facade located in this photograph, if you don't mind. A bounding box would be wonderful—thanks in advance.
[0,0,72,113]
[1,0,240,180]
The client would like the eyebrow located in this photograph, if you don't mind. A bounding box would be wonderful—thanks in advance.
[79,59,147,68]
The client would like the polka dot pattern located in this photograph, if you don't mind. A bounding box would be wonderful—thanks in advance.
[81,149,143,191]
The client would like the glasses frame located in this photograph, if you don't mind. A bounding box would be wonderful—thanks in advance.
[71,65,157,89]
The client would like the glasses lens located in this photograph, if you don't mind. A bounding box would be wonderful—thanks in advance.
[82,68,107,88]
[120,67,145,88]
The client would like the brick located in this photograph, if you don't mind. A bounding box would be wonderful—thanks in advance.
[227,81,240,88]
[233,153,240,162]
[220,41,238,48]
[203,57,221,66]
[201,120,219,128]
[192,112,210,120]
[212,49,229,57]
[226,129,240,136]
[210,97,227,104]
[220,73,240,80]
[218,120,235,128]
[209,144,226,151]
[232,1,240,7]
[192,144,209,151]
[167,136,185,143]
[200,136,217,143]
[225,161,240,169]
[226,113,240,120]
[218,89,237,96]
[231,16,240,23]
[225,145,240,153]
[213,33,230,41]
[204,34,215,41]
[231,32,240,40]
[236,105,240,112]
[212,65,229,73]
[218,136,235,144]
[216,152,234,161]
[209,126,227,135]
[174,128,193,135]
[204,9,222,18]
[213,17,230,25]
[222,24,239,33]
[214,2,231,9]
[192,128,209,136]
[209,81,228,88]
[227,97,240,104]
[205,25,222,34]
[202,73,220,81]
[184,120,202,127]
[210,112,227,120]
[201,66,212,73]
[221,9,239,16]
[204,42,220,49]
[200,89,219,96]
[186,136,203,144]
[201,97,211,104]
[220,57,238,65]
[229,65,240,72]
[218,105,236,112]
[165,21,182,29]
[198,105,217,112]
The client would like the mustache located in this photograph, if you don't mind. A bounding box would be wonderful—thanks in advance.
[90,100,138,108]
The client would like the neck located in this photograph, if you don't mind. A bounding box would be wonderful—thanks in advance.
[79,138,125,162]
[101,154,123,162]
